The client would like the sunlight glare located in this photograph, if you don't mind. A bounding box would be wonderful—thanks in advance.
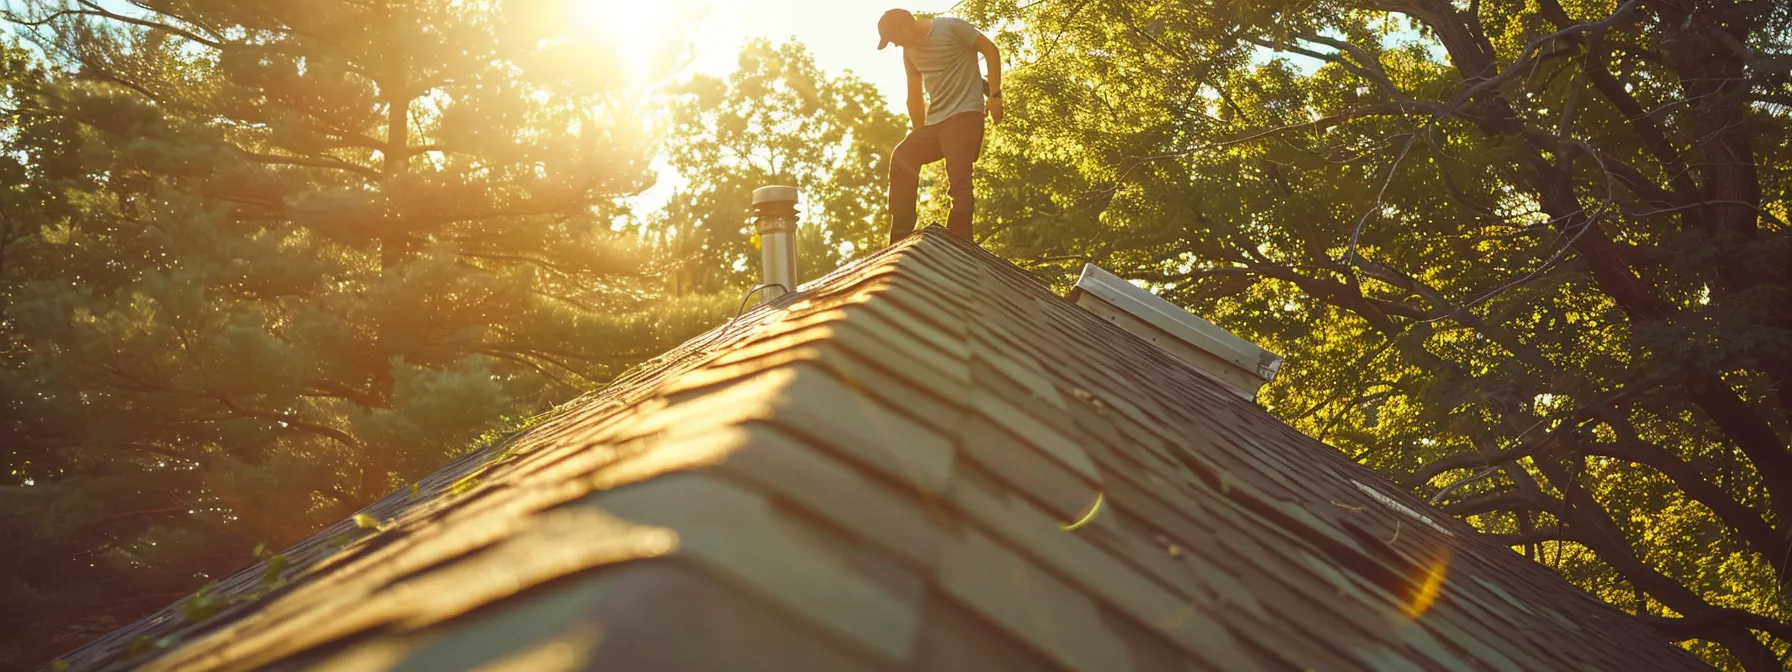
[568,0,699,84]
[1403,546,1452,620]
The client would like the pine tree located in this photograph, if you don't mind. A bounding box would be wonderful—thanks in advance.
[0,1,725,665]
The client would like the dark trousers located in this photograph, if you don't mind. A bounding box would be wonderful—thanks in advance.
[888,111,985,243]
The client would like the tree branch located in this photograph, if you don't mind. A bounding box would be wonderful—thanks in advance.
[211,394,362,451]
[1487,526,1579,547]
[1529,453,1789,668]
[1408,376,1669,488]
[1441,489,1565,516]
[237,150,381,181]
[1437,0,1644,119]
[11,1,224,48]
[1588,411,1788,586]
[1355,259,1553,371]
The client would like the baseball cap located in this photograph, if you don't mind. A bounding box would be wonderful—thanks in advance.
[877,9,914,50]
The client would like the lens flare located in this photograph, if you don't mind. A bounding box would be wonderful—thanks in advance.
[1404,546,1453,619]
[1060,491,1105,531]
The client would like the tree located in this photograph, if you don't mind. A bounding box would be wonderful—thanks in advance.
[962,0,1791,667]
[0,1,725,666]
[647,39,907,295]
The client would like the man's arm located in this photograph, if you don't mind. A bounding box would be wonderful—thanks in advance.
[905,54,925,129]
[974,32,1002,124]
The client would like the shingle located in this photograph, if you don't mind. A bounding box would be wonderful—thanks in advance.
[871,267,977,315]
[598,366,792,443]
[665,342,826,393]
[1097,604,1201,672]
[967,326,1067,410]
[591,472,924,664]
[587,424,753,490]
[967,344,1076,421]
[909,588,1063,672]
[144,506,678,671]
[944,465,1267,672]
[858,277,973,336]
[968,386,1101,482]
[936,524,1135,672]
[956,412,1103,525]
[59,227,1711,672]
[716,422,950,568]
[1063,506,1225,614]
[400,562,888,672]
[837,307,974,389]
[767,362,959,496]
[288,568,616,671]
[802,336,969,438]
[828,312,972,388]
[807,327,970,414]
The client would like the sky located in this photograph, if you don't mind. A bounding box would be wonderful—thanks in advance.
[648,0,951,108]
[584,0,969,211]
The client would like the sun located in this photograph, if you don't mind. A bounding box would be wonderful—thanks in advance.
[567,0,701,84]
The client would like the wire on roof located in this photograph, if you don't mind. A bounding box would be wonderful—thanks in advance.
[694,283,790,352]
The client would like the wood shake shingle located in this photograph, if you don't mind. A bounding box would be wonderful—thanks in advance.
[53,226,1710,671]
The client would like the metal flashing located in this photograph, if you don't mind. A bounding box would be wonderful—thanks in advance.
[1069,264,1283,382]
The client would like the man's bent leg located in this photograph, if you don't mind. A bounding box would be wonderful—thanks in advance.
[939,112,987,240]
[888,127,943,244]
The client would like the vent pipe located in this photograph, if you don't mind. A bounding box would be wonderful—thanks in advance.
[1068,264,1282,401]
[751,185,800,302]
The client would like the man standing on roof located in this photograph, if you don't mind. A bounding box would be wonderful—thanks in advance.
[878,8,1002,244]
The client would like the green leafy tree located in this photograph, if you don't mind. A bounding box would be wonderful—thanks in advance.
[648,39,907,295]
[963,0,1791,667]
[0,1,725,665]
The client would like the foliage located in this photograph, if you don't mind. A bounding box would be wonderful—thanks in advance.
[0,0,729,666]
[646,39,907,295]
[961,0,1792,667]
[5,0,1788,667]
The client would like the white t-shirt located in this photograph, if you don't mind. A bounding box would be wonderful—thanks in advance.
[903,17,986,126]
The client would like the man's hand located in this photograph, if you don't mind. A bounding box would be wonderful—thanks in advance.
[974,33,1003,125]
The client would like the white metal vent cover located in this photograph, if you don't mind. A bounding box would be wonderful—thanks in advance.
[1069,264,1283,382]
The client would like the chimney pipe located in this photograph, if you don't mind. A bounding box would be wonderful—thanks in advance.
[752,185,800,302]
